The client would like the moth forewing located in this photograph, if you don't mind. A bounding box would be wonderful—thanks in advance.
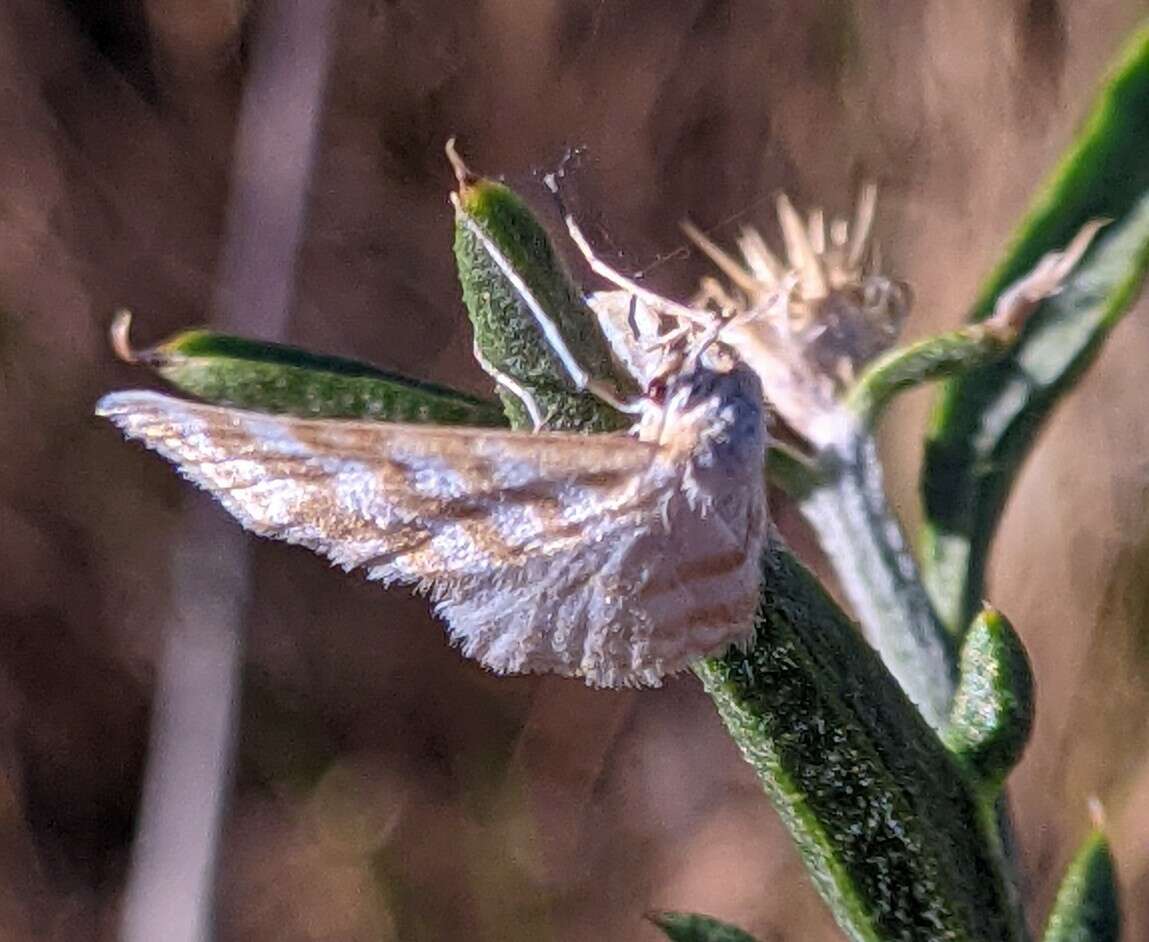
[96,363,767,687]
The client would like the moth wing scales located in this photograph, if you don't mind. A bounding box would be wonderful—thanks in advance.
[97,389,657,574]
[97,390,761,685]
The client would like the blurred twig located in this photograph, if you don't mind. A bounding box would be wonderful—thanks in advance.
[118,3,337,940]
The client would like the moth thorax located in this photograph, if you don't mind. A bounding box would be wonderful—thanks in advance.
[656,364,766,473]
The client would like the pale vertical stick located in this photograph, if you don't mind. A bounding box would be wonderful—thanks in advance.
[118,521,248,942]
[212,0,338,336]
[118,3,337,941]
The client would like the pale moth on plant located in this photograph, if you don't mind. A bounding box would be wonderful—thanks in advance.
[98,246,770,689]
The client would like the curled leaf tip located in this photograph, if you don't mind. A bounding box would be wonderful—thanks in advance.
[988,219,1108,333]
[1088,795,1107,830]
[110,309,143,364]
[445,136,477,189]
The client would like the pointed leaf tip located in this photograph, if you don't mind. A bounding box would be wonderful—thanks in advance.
[646,911,761,942]
[109,309,139,363]
[445,136,478,189]
[1043,829,1120,942]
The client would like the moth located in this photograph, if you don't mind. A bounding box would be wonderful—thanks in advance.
[97,356,769,687]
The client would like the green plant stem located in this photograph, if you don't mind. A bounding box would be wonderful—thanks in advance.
[800,433,958,729]
[845,324,1011,427]
[765,439,823,497]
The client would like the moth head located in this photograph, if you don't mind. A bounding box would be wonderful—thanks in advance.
[644,361,766,470]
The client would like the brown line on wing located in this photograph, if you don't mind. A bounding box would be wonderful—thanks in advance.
[186,407,660,475]
[195,431,648,512]
[210,455,648,527]
[638,548,751,598]
[162,417,657,500]
[401,480,671,574]
[207,451,672,580]
[104,391,661,479]
[114,390,689,580]
[656,596,759,634]
[202,459,337,489]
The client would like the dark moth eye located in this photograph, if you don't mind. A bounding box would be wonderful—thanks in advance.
[646,377,669,404]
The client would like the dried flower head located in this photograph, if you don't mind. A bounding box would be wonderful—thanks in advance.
[683,186,909,447]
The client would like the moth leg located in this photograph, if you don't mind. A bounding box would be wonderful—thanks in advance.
[471,341,547,431]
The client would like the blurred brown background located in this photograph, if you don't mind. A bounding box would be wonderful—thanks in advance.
[2,1,1149,939]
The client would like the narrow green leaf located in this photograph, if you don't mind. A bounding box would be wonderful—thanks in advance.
[646,911,761,942]
[110,312,507,426]
[1042,828,1121,942]
[943,607,1036,792]
[921,24,1149,634]
[450,149,632,432]
[696,543,1021,942]
[800,434,959,730]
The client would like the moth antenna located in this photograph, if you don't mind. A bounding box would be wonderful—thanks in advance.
[110,309,141,364]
